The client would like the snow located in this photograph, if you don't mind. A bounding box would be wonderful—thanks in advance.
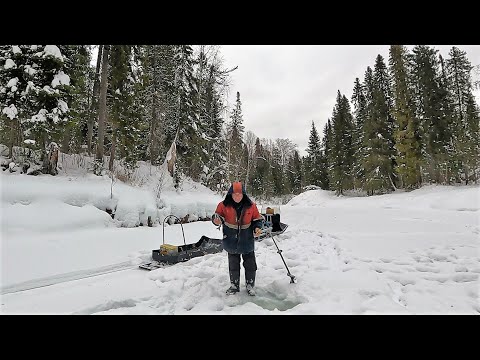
[51,71,70,88]
[43,45,63,61]
[25,81,35,94]
[2,104,18,120]
[57,99,69,113]
[6,77,18,89]
[30,109,47,123]
[1,165,479,314]
[24,65,37,76]
[4,58,16,69]
[42,86,55,95]
[12,46,21,55]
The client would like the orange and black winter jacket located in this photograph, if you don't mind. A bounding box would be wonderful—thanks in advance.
[214,195,263,254]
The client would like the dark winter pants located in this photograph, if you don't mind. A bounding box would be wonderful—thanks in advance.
[228,251,257,289]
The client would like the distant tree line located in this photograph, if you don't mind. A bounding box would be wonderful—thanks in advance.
[1,45,478,198]
[304,45,479,195]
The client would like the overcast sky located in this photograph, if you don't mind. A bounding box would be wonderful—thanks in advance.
[219,45,480,156]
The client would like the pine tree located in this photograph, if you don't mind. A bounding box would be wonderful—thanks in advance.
[305,120,322,187]
[200,52,230,189]
[288,150,303,194]
[61,45,93,154]
[141,45,164,166]
[271,144,284,195]
[358,67,375,192]
[172,45,205,184]
[411,45,451,183]
[251,137,265,198]
[362,56,396,195]
[227,91,246,182]
[1,45,36,158]
[0,45,73,174]
[446,46,479,184]
[157,45,177,159]
[251,138,277,200]
[437,54,456,183]
[203,92,228,189]
[462,92,480,183]
[389,45,421,189]
[328,91,355,195]
[107,45,144,173]
[351,77,367,189]
[263,156,275,199]
[320,119,333,190]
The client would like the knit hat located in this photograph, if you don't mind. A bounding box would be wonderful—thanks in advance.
[227,181,245,195]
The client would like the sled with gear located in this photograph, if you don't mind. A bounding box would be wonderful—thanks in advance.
[139,215,224,271]
[256,206,288,240]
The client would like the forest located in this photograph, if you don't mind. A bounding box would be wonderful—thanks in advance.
[1,45,478,199]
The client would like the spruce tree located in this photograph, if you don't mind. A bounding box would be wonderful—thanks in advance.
[107,45,145,172]
[328,91,355,195]
[1,45,73,174]
[1,45,37,158]
[61,45,93,155]
[411,45,450,183]
[389,45,422,189]
[446,46,479,183]
[288,150,303,194]
[251,138,265,198]
[172,45,205,183]
[227,91,246,182]
[201,50,232,190]
[350,77,367,189]
[362,57,396,194]
[437,54,456,183]
[321,119,332,189]
[305,120,322,187]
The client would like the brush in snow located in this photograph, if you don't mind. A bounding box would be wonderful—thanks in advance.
[139,215,223,271]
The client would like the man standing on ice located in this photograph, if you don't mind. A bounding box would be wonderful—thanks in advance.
[212,181,263,296]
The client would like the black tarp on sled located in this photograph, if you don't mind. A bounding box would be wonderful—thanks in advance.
[139,215,223,271]
[139,235,223,270]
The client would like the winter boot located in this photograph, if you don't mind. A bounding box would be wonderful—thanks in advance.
[245,271,256,296]
[226,285,240,295]
[226,270,240,295]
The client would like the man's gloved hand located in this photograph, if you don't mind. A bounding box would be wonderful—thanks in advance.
[254,227,262,238]
[212,214,223,226]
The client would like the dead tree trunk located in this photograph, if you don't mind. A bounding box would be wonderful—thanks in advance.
[149,47,158,165]
[8,119,16,158]
[95,45,109,164]
[109,122,116,172]
[87,45,103,155]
